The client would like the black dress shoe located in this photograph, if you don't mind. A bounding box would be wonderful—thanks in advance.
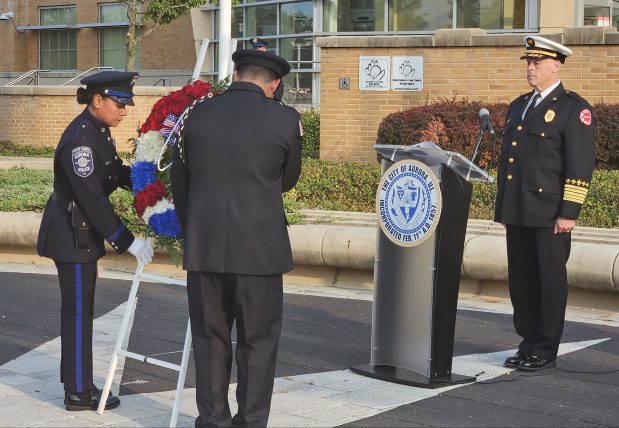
[518,355,556,371]
[64,385,121,411]
[504,352,528,368]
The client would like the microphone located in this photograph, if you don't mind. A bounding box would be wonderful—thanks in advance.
[479,108,495,135]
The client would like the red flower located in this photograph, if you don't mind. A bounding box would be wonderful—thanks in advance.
[134,180,168,217]
[138,81,219,134]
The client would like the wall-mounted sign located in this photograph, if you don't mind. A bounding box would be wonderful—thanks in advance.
[359,56,390,91]
[391,56,423,91]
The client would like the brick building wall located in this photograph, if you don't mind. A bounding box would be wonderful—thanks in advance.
[317,29,619,162]
[0,86,174,152]
[2,0,196,72]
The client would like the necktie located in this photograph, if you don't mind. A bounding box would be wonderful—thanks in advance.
[523,93,541,120]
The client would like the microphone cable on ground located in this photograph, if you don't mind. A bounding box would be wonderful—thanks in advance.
[552,366,619,375]
[471,365,619,385]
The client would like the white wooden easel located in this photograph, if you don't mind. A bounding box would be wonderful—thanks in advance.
[97,264,191,428]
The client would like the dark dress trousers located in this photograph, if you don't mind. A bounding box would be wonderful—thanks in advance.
[171,81,302,427]
[494,83,595,359]
[37,107,134,393]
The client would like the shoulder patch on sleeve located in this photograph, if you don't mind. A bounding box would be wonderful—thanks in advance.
[72,146,94,177]
[579,109,592,126]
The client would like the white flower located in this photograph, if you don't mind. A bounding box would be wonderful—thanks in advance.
[135,131,165,163]
[142,198,175,224]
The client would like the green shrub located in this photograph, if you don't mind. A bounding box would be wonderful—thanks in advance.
[465,169,618,227]
[579,169,619,228]
[0,141,55,158]
[593,102,619,170]
[300,108,320,159]
[285,159,380,212]
[1,164,617,229]
[377,99,619,170]
[0,168,53,212]
[0,140,132,160]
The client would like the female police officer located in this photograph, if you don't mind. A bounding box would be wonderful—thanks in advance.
[37,71,153,411]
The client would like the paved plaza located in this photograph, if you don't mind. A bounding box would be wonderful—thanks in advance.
[0,262,617,427]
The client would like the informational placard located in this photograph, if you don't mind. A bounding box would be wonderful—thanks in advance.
[391,56,423,91]
[359,56,390,90]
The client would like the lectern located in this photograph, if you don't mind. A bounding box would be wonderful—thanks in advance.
[350,143,492,388]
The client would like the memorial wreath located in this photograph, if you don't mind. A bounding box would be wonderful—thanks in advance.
[130,79,225,262]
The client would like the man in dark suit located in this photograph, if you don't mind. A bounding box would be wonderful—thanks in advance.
[171,50,302,427]
[495,36,596,371]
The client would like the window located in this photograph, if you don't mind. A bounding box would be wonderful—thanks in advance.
[389,0,452,31]
[283,70,313,105]
[280,2,313,34]
[457,0,527,30]
[280,36,313,69]
[324,0,530,31]
[232,8,244,37]
[323,0,386,32]
[584,5,611,25]
[246,4,277,36]
[578,0,619,26]
[100,3,140,70]
[39,6,77,70]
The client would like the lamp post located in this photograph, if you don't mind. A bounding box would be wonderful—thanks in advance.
[218,0,232,81]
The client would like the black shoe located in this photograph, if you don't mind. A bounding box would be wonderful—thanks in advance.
[517,355,556,371]
[64,385,121,411]
[504,351,528,368]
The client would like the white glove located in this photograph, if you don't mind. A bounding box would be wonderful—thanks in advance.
[128,237,154,266]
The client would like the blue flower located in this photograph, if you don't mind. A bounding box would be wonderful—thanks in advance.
[131,161,157,194]
[148,208,182,238]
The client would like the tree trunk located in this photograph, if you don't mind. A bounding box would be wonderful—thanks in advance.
[125,0,139,71]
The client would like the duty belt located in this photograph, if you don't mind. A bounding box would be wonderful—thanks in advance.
[50,191,72,211]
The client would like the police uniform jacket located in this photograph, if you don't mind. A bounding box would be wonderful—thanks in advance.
[37,107,135,263]
[171,81,302,275]
[494,83,595,227]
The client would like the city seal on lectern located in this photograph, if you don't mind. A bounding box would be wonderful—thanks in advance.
[376,160,442,247]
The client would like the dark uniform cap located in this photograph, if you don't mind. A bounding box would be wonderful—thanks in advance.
[520,35,572,64]
[80,71,139,106]
[250,37,268,49]
[232,49,291,78]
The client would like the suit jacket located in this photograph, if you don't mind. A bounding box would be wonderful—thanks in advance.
[37,108,134,263]
[171,81,302,275]
[494,83,596,227]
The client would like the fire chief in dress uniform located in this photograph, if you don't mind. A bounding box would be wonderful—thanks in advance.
[495,36,595,371]
[171,50,302,427]
[37,71,153,411]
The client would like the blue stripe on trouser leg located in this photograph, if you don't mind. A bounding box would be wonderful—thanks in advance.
[75,264,83,392]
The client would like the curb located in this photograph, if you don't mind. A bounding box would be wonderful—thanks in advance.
[1,211,618,294]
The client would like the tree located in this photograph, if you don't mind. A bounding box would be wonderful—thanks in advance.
[122,0,209,71]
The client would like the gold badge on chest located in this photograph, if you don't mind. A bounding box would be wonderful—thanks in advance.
[544,109,555,123]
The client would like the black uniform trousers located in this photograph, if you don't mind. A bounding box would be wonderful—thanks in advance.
[54,261,98,394]
[505,226,571,359]
[187,272,283,428]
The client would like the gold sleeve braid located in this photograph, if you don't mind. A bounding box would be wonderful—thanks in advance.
[563,178,590,204]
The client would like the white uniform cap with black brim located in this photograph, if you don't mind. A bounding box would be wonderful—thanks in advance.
[520,35,573,64]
